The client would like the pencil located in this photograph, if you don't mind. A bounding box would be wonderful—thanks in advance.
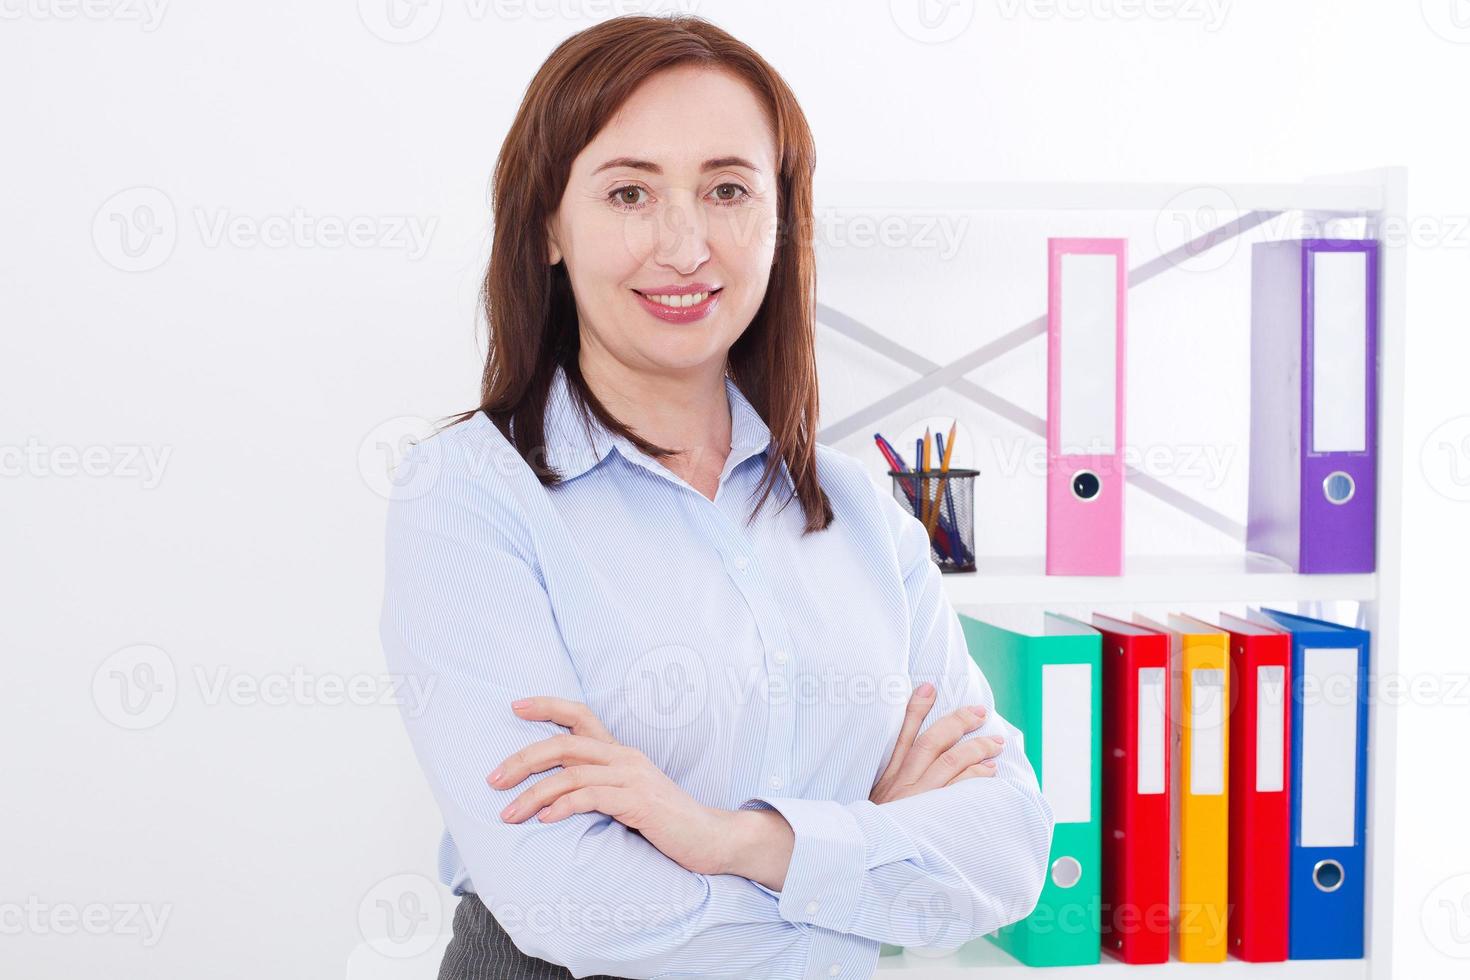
[923,421,958,540]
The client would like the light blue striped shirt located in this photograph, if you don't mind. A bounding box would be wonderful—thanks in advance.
[379,364,1054,979]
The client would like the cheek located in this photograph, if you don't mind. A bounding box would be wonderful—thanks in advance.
[711,208,778,292]
[565,210,646,289]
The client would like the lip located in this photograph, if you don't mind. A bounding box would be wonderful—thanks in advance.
[631,286,723,324]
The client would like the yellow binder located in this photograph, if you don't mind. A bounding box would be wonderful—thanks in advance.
[1136,613,1230,962]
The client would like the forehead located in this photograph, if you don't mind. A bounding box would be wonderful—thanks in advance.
[577,66,776,174]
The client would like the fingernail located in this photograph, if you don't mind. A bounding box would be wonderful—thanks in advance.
[511,699,530,710]
[500,803,518,820]
[966,705,986,721]
[917,682,934,698]
[991,735,1005,744]
[488,768,503,785]
[980,759,997,769]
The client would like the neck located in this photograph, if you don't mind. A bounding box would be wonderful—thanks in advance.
[576,350,733,465]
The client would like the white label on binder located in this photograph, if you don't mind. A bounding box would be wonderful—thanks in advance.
[1189,669,1225,796]
[1137,667,1166,795]
[1257,665,1286,793]
[1059,253,1117,455]
[1042,662,1092,823]
[1301,648,1359,846]
[1312,250,1368,454]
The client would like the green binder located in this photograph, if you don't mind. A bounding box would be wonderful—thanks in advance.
[960,611,1102,967]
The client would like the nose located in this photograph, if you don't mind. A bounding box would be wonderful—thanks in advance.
[651,191,710,276]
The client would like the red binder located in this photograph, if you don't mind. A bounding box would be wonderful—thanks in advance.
[1219,612,1292,961]
[1093,614,1171,963]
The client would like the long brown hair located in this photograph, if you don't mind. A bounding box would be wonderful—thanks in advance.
[441,13,832,532]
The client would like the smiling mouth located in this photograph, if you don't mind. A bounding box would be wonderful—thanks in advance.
[631,287,722,309]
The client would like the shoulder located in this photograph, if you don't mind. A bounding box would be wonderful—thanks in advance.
[383,411,540,559]
[814,440,930,572]
[812,440,910,544]
[812,440,872,490]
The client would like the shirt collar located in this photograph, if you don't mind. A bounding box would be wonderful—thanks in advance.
[539,363,785,489]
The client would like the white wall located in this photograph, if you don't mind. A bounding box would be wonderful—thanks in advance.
[2,1,1467,977]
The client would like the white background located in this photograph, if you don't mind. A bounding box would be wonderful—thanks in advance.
[3,1,1468,977]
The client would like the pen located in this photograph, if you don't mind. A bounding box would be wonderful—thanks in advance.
[875,432,957,560]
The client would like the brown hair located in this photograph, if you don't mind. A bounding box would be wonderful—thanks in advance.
[441,13,832,532]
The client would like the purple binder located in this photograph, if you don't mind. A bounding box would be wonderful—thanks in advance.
[1248,239,1378,574]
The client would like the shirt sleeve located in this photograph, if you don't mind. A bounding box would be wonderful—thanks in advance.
[378,435,876,980]
[737,470,1055,950]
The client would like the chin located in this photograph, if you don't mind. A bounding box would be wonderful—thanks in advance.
[636,338,732,375]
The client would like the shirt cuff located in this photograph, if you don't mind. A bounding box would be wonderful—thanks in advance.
[737,795,920,934]
[845,797,922,869]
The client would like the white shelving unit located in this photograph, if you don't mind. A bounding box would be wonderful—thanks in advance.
[874,940,1372,978]
[940,554,1376,606]
[816,169,1406,980]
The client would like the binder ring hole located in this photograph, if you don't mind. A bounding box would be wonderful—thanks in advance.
[1313,859,1345,893]
[1050,856,1082,889]
[1323,471,1355,505]
[1070,470,1101,502]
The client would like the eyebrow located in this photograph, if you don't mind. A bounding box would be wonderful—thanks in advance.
[591,156,762,176]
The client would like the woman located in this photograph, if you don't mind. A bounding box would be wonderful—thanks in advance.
[379,14,1054,980]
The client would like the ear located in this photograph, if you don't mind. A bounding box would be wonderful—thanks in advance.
[546,218,563,265]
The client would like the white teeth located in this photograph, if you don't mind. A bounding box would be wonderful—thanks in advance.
[645,291,709,308]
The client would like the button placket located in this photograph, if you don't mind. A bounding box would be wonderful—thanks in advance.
[697,488,798,805]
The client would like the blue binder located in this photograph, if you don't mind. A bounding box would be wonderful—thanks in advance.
[1250,608,1369,960]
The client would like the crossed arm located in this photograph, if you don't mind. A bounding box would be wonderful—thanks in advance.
[379,453,1054,978]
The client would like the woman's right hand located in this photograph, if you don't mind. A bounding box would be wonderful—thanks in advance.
[869,682,1005,805]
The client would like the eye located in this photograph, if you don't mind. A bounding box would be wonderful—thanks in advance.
[608,185,650,210]
[709,182,750,205]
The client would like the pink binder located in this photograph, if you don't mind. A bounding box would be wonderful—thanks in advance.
[1046,238,1126,576]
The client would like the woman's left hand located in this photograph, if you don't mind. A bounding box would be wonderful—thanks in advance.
[489,696,735,876]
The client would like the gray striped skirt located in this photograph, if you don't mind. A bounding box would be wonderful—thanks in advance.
[438,890,629,980]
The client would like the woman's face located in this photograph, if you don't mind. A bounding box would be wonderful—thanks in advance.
[548,65,780,378]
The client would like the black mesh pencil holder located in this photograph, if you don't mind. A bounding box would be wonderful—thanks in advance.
[889,469,978,573]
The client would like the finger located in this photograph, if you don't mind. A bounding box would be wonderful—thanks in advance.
[489,734,626,789]
[893,703,988,786]
[500,764,616,823]
[538,785,631,824]
[510,696,617,742]
[913,735,1004,791]
[944,759,999,786]
[877,683,936,787]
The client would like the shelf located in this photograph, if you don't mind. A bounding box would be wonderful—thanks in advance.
[941,554,1376,606]
[876,941,1369,977]
[813,179,1383,214]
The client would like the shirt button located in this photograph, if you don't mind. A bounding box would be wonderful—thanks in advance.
[805,900,820,915]
[828,964,841,976]
[733,556,749,571]
[772,649,788,664]
[768,775,783,790]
